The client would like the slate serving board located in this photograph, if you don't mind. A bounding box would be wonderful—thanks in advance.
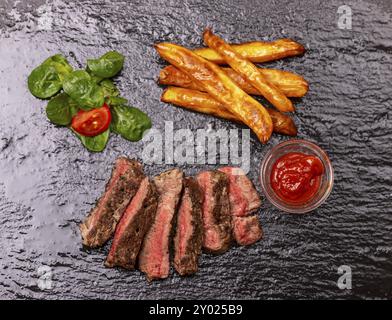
[0,0,391,299]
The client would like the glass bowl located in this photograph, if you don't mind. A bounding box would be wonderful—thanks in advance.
[260,139,334,214]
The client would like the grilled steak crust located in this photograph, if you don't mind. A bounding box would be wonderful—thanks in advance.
[173,177,204,276]
[196,171,232,254]
[138,169,184,281]
[218,167,261,216]
[80,158,144,248]
[219,166,263,246]
[105,177,158,269]
[233,216,263,246]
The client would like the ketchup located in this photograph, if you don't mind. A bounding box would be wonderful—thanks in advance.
[270,152,324,204]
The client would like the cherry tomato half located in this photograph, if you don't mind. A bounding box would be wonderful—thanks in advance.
[71,104,111,137]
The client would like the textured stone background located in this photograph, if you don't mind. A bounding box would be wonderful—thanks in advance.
[0,0,391,299]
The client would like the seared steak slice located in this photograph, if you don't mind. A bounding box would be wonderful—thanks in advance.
[138,169,184,281]
[219,166,263,246]
[105,177,158,269]
[218,167,261,216]
[80,158,144,248]
[233,216,263,246]
[173,177,204,276]
[196,171,232,254]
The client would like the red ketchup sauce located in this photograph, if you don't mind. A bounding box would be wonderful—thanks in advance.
[270,152,325,204]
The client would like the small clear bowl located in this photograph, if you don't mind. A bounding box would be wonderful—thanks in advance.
[260,139,334,214]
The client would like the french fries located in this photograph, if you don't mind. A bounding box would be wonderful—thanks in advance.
[161,87,297,136]
[159,65,309,98]
[155,42,273,143]
[194,39,305,65]
[203,29,294,113]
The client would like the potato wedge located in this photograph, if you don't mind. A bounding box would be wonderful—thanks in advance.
[266,107,298,136]
[203,29,295,112]
[161,86,239,123]
[159,65,309,98]
[155,43,273,143]
[194,39,305,65]
[161,87,297,136]
[224,67,308,98]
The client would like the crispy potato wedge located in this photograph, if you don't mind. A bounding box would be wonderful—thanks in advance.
[155,43,273,143]
[203,29,295,112]
[159,65,309,98]
[161,86,239,123]
[266,107,298,136]
[161,86,297,136]
[224,67,308,98]
[194,39,305,65]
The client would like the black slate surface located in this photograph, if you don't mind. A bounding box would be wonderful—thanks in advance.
[0,0,391,300]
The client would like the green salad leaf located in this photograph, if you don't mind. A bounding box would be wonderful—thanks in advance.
[105,96,128,106]
[63,70,104,110]
[73,128,110,152]
[45,93,75,126]
[86,65,103,83]
[43,54,73,81]
[87,51,124,78]
[27,64,63,99]
[111,105,151,142]
[100,79,120,97]
[27,54,73,99]
[90,74,103,84]
[69,102,79,117]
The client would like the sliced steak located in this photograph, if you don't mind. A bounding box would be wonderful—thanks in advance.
[80,158,144,248]
[105,177,158,269]
[218,167,261,216]
[233,216,263,246]
[138,168,184,281]
[196,171,232,254]
[219,166,263,246]
[173,177,204,276]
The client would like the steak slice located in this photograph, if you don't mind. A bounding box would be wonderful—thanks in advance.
[196,171,232,254]
[219,166,263,246]
[105,177,158,269]
[233,216,263,246]
[80,158,144,248]
[173,177,204,276]
[138,168,184,281]
[218,167,261,216]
